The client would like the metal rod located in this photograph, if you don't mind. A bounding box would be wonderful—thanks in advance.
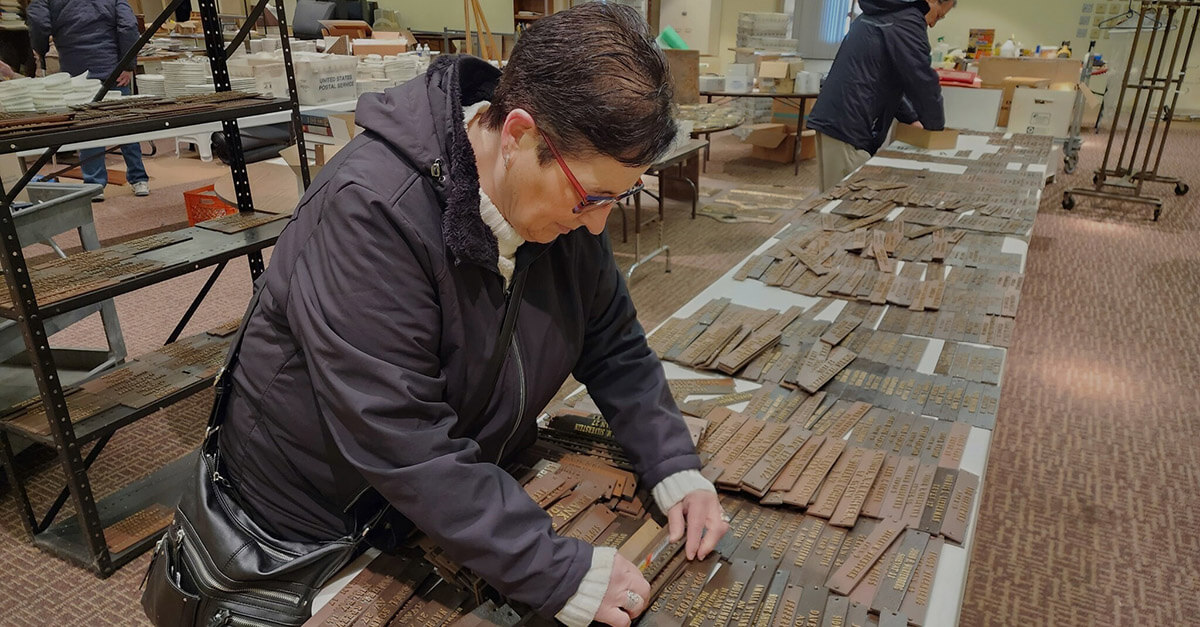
[1116,4,1164,175]
[1137,6,1186,183]
[199,0,256,213]
[167,262,227,345]
[0,180,111,573]
[37,433,113,534]
[1151,5,1200,176]
[96,0,188,102]
[1099,1,1147,175]
[274,0,311,189]
[1126,5,1174,186]
[224,0,272,58]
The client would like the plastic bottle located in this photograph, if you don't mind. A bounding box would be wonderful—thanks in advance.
[931,37,949,64]
[1000,35,1018,58]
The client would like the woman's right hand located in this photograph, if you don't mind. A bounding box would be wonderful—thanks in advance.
[593,554,652,627]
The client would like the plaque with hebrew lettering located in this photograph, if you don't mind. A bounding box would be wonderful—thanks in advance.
[685,558,755,627]
[770,584,805,627]
[897,537,943,626]
[641,556,719,626]
[870,529,930,614]
[783,437,847,507]
[940,470,978,544]
[826,519,906,595]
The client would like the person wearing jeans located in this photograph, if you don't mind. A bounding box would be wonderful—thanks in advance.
[77,84,148,199]
[28,0,151,201]
[807,0,956,191]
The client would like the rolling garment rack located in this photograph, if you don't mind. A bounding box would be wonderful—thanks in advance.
[1063,0,1198,220]
[0,0,312,576]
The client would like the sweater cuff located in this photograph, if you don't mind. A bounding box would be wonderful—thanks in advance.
[651,469,717,515]
[554,546,616,627]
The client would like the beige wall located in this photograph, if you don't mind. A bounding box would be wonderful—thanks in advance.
[379,0,516,35]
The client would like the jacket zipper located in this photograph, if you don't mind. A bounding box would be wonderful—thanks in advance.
[175,528,303,607]
[494,336,526,463]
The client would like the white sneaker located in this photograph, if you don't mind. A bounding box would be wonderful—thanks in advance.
[91,192,104,203]
[132,181,150,197]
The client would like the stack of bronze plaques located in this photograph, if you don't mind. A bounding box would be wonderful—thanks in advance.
[0,231,194,308]
[0,323,233,436]
[0,91,277,143]
[305,439,977,627]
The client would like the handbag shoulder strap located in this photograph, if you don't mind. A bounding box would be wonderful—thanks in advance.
[205,279,265,439]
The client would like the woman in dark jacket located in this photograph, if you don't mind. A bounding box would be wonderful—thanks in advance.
[212,4,726,626]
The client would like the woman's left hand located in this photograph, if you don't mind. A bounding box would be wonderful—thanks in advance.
[666,490,730,560]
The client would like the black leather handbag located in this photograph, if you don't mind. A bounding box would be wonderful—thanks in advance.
[142,267,530,626]
[140,285,385,627]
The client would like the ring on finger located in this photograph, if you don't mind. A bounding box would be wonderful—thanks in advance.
[625,590,644,610]
[720,512,731,523]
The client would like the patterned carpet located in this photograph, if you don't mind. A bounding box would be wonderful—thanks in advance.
[0,124,1197,625]
[959,124,1200,625]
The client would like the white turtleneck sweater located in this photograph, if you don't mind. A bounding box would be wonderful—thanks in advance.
[463,101,715,626]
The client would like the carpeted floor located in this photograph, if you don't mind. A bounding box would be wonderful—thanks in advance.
[959,124,1200,625]
[0,124,1197,625]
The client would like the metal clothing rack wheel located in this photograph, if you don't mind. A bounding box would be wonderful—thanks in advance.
[1062,0,1198,221]
[0,0,310,577]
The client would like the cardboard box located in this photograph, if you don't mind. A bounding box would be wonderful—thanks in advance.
[758,60,791,79]
[301,111,357,144]
[294,54,358,105]
[664,49,700,104]
[894,123,960,150]
[998,76,1051,126]
[322,36,350,55]
[943,86,1004,131]
[319,19,372,39]
[280,143,345,194]
[228,60,289,98]
[1008,88,1076,137]
[970,28,996,57]
[352,39,409,57]
[734,122,789,148]
[978,57,1083,88]
[770,98,815,132]
[799,129,816,160]
[752,135,796,163]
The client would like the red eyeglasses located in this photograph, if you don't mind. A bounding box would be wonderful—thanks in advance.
[540,131,644,214]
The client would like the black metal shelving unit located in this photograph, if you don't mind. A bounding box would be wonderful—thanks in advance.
[0,0,313,577]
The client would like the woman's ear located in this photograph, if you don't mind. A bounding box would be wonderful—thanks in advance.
[500,108,539,164]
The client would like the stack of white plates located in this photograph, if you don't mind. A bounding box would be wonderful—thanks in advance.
[138,74,166,97]
[0,78,36,112]
[356,78,392,96]
[382,55,419,84]
[29,73,71,110]
[65,75,103,106]
[357,55,387,80]
[230,77,256,92]
[163,58,212,97]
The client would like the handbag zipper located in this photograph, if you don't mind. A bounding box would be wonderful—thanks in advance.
[176,528,304,606]
[494,337,526,463]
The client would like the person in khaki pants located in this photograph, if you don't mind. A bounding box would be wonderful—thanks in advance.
[808,0,956,191]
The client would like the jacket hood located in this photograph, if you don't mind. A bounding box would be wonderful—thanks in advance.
[354,55,504,269]
[860,0,930,15]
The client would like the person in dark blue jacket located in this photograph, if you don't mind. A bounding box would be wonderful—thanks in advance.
[28,0,151,201]
[808,0,956,190]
